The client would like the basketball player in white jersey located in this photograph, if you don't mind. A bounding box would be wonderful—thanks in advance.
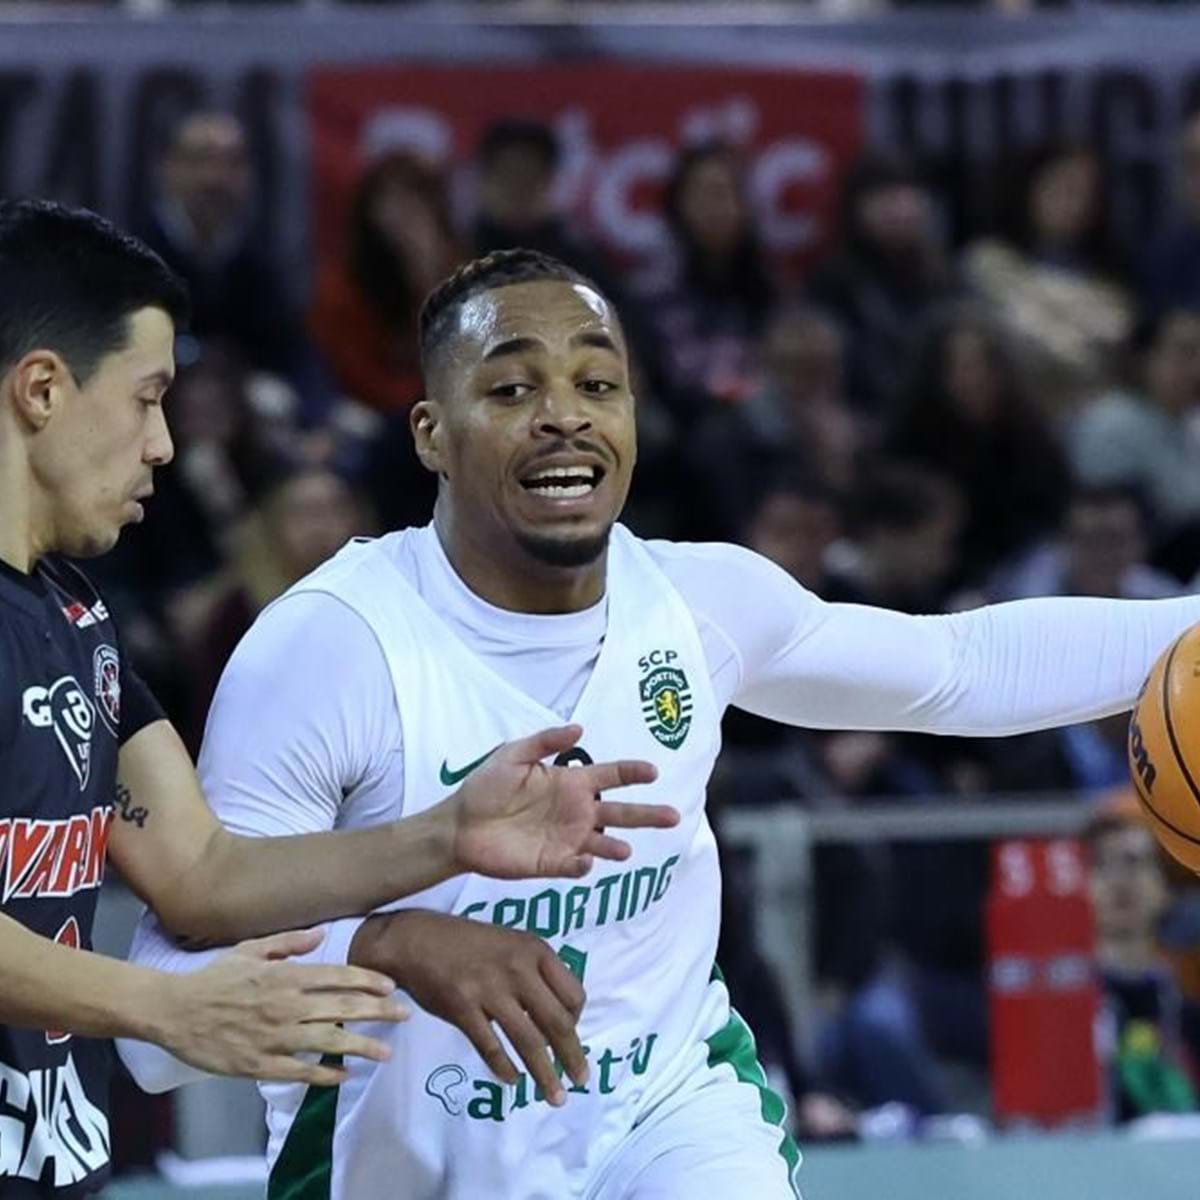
[121,250,1200,1199]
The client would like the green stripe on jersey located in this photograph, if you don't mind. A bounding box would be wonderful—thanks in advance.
[705,974,802,1197]
[267,1054,342,1200]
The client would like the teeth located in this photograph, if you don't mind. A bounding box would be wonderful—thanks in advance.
[528,483,593,499]
[525,465,598,484]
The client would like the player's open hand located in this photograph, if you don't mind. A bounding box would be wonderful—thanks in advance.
[351,910,585,1106]
[450,724,678,880]
[154,928,408,1087]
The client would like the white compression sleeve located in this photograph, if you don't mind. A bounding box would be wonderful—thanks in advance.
[737,592,1200,735]
[116,915,367,1093]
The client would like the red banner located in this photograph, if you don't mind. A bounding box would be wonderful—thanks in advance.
[307,62,866,277]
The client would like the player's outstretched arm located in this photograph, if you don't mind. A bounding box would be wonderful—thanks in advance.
[110,720,676,949]
[0,914,405,1087]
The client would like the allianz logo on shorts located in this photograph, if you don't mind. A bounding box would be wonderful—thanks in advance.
[424,1034,659,1123]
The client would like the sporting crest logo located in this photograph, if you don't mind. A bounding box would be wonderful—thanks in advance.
[638,649,692,750]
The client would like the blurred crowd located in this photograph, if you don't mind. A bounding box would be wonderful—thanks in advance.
[70,104,1200,1155]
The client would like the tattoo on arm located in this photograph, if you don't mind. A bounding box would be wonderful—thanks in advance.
[114,782,150,828]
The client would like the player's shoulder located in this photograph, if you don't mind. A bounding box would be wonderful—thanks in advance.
[636,534,799,592]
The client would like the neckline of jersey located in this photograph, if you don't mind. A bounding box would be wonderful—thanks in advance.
[417,523,608,648]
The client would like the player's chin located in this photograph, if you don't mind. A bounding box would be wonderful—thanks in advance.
[513,522,613,569]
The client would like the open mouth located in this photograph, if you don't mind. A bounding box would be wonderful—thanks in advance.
[519,463,606,500]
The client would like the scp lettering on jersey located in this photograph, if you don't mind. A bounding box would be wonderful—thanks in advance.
[21,677,96,789]
[0,1054,110,1187]
[0,808,114,903]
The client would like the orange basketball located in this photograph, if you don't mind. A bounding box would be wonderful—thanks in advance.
[1128,624,1200,873]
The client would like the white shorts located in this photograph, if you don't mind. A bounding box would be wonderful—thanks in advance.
[587,1016,803,1200]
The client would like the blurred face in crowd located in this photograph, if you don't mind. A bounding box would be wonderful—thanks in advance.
[1089,824,1169,944]
[1064,496,1145,596]
[764,311,845,408]
[748,491,840,592]
[162,113,252,245]
[943,325,1003,425]
[269,469,362,583]
[414,279,636,596]
[479,144,555,232]
[1030,151,1098,248]
[17,307,175,559]
[676,154,747,258]
[167,354,245,450]
[368,163,451,286]
[856,181,931,256]
[1146,310,1200,414]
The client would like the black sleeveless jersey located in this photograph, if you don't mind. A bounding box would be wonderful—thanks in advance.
[0,556,163,1197]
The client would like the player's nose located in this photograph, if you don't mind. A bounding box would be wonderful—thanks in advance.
[534,380,592,439]
[144,406,175,467]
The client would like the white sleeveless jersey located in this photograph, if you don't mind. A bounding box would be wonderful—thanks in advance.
[261,526,797,1200]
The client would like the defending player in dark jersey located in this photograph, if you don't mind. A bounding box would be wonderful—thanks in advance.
[0,202,674,1195]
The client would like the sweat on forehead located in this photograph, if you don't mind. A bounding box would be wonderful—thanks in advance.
[423,279,622,378]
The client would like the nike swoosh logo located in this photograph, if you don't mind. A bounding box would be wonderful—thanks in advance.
[439,746,499,787]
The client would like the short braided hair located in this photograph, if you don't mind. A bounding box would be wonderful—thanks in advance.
[419,248,601,372]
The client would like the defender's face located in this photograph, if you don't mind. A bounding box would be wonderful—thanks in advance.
[420,280,636,568]
[36,307,176,558]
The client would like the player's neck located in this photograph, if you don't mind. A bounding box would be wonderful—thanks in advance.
[433,512,606,615]
[0,445,42,574]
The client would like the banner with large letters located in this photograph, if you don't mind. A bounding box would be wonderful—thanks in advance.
[0,10,1198,290]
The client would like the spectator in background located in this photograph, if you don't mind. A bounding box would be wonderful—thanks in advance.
[472,119,614,287]
[680,306,866,540]
[807,153,956,414]
[964,143,1134,413]
[1070,306,1200,578]
[310,151,459,415]
[639,141,778,414]
[886,304,1070,587]
[136,110,322,417]
[1085,794,1200,1123]
[180,465,368,748]
[994,484,1180,602]
[1141,108,1200,316]
[88,345,286,722]
[839,460,964,615]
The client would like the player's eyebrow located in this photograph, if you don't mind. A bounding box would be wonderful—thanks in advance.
[571,331,620,354]
[482,337,541,363]
[137,369,174,389]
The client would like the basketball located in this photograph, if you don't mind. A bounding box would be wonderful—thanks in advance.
[1128,624,1200,873]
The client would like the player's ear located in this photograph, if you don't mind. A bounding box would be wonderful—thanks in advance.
[411,397,448,479]
[7,350,70,433]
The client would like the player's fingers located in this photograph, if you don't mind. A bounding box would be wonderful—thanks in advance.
[256,1056,349,1088]
[580,831,633,863]
[280,963,399,996]
[538,953,586,1021]
[298,993,410,1026]
[594,800,680,830]
[235,927,325,961]
[286,1023,394,1065]
[554,853,594,878]
[522,987,588,1091]
[502,724,583,765]
[578,760,659,793]
[493,1003,566,1106]
[460,1012,520,1086]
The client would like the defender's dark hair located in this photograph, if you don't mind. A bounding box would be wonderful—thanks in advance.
[0,199,189,386]
[419,247,599,371]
